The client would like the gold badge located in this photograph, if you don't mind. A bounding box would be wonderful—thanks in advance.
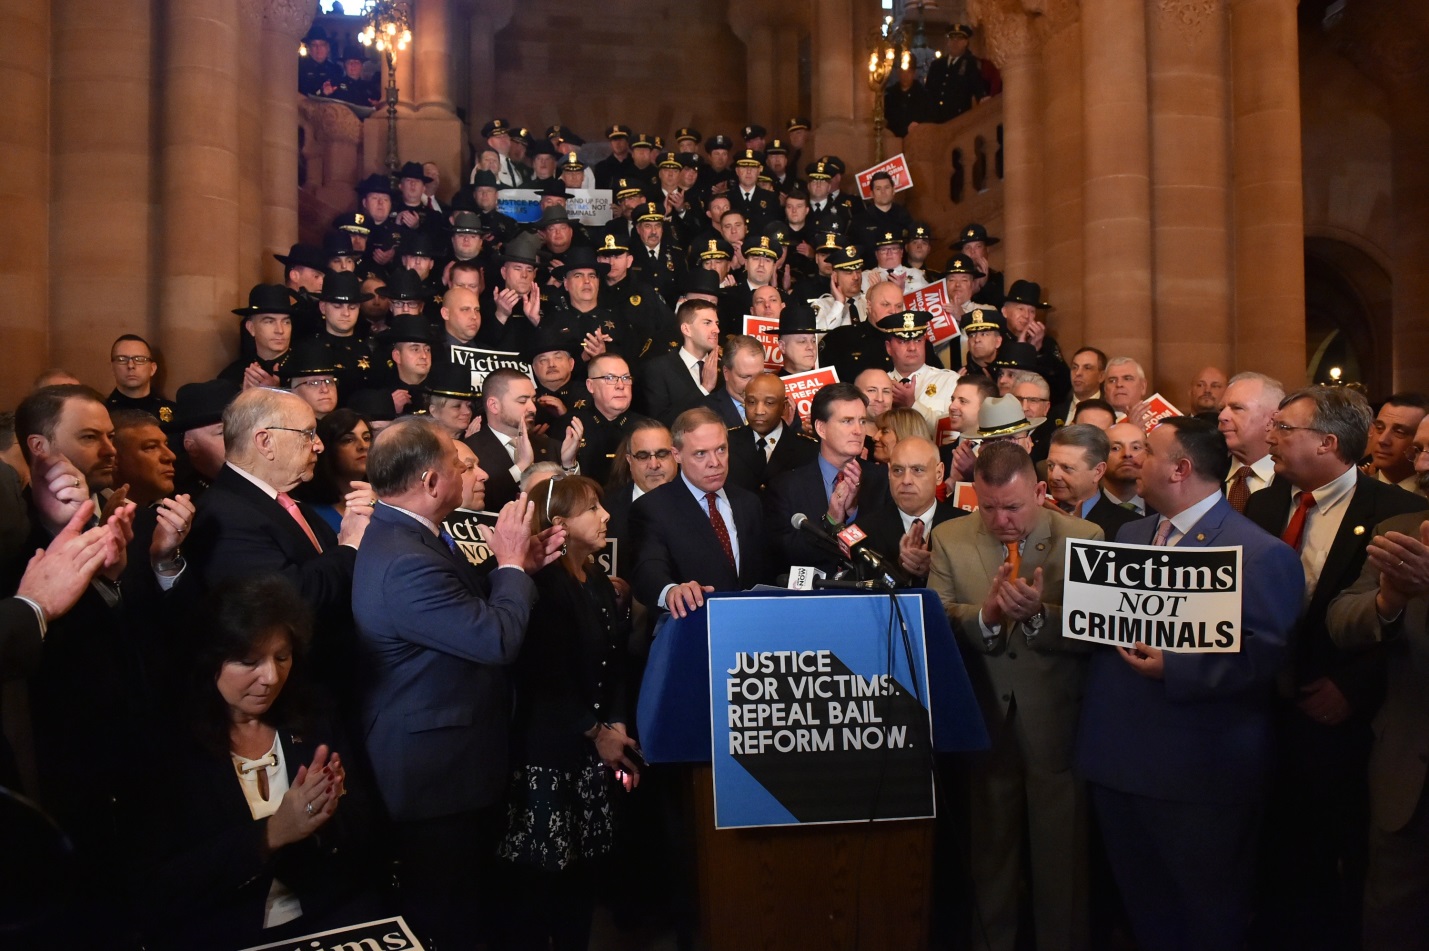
[604,320,615,330]
[357,356,370,370]
[354,213,365,225]
[925,383,937,397]
[629,295,641,306]
[666,260,675,271]
[1353,525,1366,536]
[603,235,617,251]
[158,406,173,423]
[903,313,916,331]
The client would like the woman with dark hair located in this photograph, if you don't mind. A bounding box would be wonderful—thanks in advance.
[144,574,382,948]
[499,474,639,950]
[296,408,375,532]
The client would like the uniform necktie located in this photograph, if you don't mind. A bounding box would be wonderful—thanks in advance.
[438,530,460,555]
[1226,465,1253,513]
[706,492,736,569]
[276,492,323,552]
[1004,542,1021,577]
[650,247,659,262]
[756,435,769,460]
[1281,490,1317,550]
[1152,518,1175,547]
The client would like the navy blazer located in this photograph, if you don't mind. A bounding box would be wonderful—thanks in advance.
[630,478,771,608]
[765,457,892,575]
[353,503,537,820]
[1076,497,1305,803]
[1243,473,1428,709]
[1083,494,1141,540]
[859,499,968,585]
[703,388,745,428]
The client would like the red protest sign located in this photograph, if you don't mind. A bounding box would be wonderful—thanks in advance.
[1139,393,1184,431]
[742,315,784,371]
[854,153,915,200]
[781,367,840,428]
[951,482,980,512]
[904,279,962,346]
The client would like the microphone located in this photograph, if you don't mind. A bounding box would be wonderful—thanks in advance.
[791,513,858,572]
[837,523,914,589]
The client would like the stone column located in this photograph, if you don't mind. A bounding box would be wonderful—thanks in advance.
[414,0,454,111]
[776,26,804,126]
[0,0,52,405]
[1041,16,1086,348]
[810,0,871,166]
[463,0,513,149]
[974,0,1046,287]
[1080,0,1154,370]
[237,2,265,287]
[744,25,776,129]
[159,0,242,385]
[262,0,315,284]
[1388,89,1429,392]
[49,0,155,387]
[1229,0,1305,388]
[1148,0,1233,395]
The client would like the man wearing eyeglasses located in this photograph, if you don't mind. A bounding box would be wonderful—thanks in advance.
[572,353,649,485]
[1242,386,1428,948]
[105,335,176,422]
[281,340,342,420]
[603,420,678,578]
[185,387,370,688]
[1008,370,1056,463]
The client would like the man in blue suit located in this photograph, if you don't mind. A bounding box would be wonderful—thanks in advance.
[353,416,561,949]
[1076,416,1304,951]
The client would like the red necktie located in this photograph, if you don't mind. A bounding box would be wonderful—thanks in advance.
[706,491,736,569]
[276,492,323,553]
[1280,490,1317,550]
[1227,465,1253,513]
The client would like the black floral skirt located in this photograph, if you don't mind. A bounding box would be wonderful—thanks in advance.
[498,748,617,873]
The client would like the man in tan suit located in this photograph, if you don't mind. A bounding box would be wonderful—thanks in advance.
[928,439,1101,951]
[1327,504,1429,951]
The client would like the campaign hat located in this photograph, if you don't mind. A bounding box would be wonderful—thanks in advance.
[376,268,434,301]
[164,379,239,434]
[991,341,1041,375]
[274,243,327,273]
[232,283,295,317]
[398,161,432,183]
[422,360,477,400]
[316,270,374,304]
[281,338,339,383]
[943,253,986,279]
[552,245,611,281]
[1004,279,1051,309]
[977,393,1044,437]
[950,222,1001,249]
[777,301,824,336]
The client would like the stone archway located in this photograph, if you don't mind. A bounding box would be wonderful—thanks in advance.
[1304,236,1392,398]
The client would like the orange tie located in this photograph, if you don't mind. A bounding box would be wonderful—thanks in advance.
[276,491,324,553]
[1004,542,1021,578]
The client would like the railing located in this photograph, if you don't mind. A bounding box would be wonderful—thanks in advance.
[896,95,1005,241]
[298,98,368,245]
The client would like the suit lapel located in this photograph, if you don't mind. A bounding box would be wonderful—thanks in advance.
[1177,498,1232,548]
[220,467,325,556]
[1020,510,1054,576]
[974,518,1006,581]
[1313,475,1377,611]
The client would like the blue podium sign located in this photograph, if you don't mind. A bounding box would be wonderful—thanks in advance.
[707,594,936,829]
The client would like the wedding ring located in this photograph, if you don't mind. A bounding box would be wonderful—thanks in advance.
[305,802,315,816]
[368,498,377,506]
[1399,559,1407,567]
[71,479,80,488]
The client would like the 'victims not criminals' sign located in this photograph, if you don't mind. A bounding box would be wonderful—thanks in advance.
[1061,538,1243,653]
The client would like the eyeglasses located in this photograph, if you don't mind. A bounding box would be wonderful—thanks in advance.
[293,377,338,390]
[111,355,154,367]
[266,426,319,444]
[590,374,633,385]
[1407,445,1429,463]
[630,449,673,461]
[1270,422,1324,435]
[1016,395,1051,405]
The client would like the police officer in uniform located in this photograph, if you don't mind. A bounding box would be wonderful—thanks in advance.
[804,160,852,235]
[298,26,342,95]
[595,230,680,365]
[627,201,685,309]
[951,222,1006,308]
[925,24,987,122]
[572,354,649,484]
[593,124,636,190]
[311,270,378,399]
[392,161,446,236]
[728,149,779,229]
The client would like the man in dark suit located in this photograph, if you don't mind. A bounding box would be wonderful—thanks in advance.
[727,372,820,495]
[1044,424,1140,539]
[185,388,368,688]
[603,420,679,579]
[631,407,771,617]
[1327,500,1429,951]
[637,299,722,425]
[703,334,767,428]
[766,382,891,575]
[465,367,581,510]
[860,435,966,586]
[1243,386,1428,949]
[353,416,553,949]
[1077,417,1304,951]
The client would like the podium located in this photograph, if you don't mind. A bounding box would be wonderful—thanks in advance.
[636,589,987,949]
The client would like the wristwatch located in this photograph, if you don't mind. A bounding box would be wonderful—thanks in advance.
[1025,608,1046,631]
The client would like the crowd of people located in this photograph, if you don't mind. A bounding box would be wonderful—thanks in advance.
[2,96,1428,951]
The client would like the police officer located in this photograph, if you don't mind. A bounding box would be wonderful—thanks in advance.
[925,24,987,122]
[728,149,779,229]
[627,201,685,308]
[596,230,680,365]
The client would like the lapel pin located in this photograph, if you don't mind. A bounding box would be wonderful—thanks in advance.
[1036,542,1046,552]
[1353,525,1366,536]
[1195,533,1205,541]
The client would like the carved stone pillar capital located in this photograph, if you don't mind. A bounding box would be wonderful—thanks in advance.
[301,99,365,145]
[262,0,316,40]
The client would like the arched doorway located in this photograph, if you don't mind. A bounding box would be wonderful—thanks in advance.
[1303,237,1393,399]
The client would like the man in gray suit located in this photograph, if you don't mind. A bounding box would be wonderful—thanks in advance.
[927,440,1102,951]
[1328,494,1429,951]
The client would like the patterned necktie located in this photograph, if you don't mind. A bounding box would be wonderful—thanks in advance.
[1004,542,1021,577]
[706,492,736,569]
[1280,490,1317,550]
[1152,518,1175,547]
[276,492,323,552]
[1227,465,1254,513]
[1119,501,1139,512]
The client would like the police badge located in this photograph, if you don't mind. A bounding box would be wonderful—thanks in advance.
[158,406,173,423]
[925,383,937,397]
[630,295,642,306]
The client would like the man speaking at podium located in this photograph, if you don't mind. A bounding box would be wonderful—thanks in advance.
[631,406,772,617]
[927,440,1102,951]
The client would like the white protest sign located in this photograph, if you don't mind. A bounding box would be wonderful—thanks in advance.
[446,345,529,394]
[1062,538,1243,652]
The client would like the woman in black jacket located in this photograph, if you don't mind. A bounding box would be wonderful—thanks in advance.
[500,474,641,950]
